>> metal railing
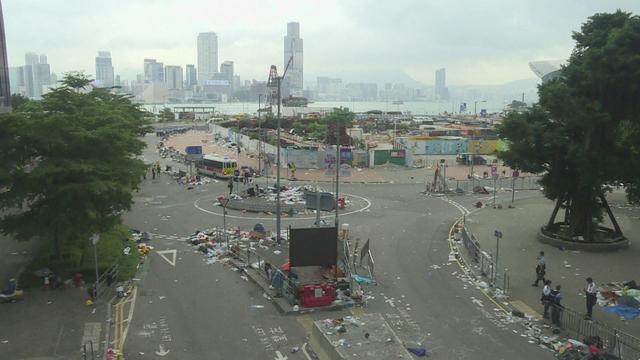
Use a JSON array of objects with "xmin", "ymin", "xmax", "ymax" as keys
[
  {"xmin": 552, "ymin": 304, "xmax": 640, "ymax": 359},
  {"xmin": 450, "ymin": 175, "xmax": 542, "ymax": 194},
  {"xmin": 96, "ymin": 262, "xmax": 118, "ymax": 301},
  {"xmin": 82, "ymin": 340, "xmax": 95, "ymax": 360},
  {"xmin": 458, "ymin": 224, "xmax": 509, "ymax": 294}
]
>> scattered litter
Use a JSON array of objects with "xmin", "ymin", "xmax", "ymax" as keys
[
  {"xmin": 47, "ymin": 301, "xmax": 52, "ymax": 305},
  {"xmin": 240, "ymin": 275, "xmax": 248, "ymax": 281},
  {"xmin": 291, "ymin": 346, "xmax": 300, "ymax": 353},
  {"xmin": 1, "ymin": 340, "xmax": 8, "ymax": 344},
  {"xmin": 250, "ymin": 305, "xmax": 265, "ymax": 309},
  {"xmin": 159, "ymin": 296, "xmax": 166, "ymax": 300}
]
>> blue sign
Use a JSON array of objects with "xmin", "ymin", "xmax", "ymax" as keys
[
  {"xmin": 494, "ymin": 230, "xmax": 503, "ymax": 239},
  {"xmin": 185, "ymin": 146, "xmax": 203, "ymax": 155}
]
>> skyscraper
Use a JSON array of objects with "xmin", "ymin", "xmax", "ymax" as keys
[
  {"xmin": 185, "ymin": 64, "xmax": 197, "ymax": 88},
  {"xmin": 197, "ymin": 32, "xmax": 218, "ymax": 84},
  {"xmin": 435, "ymin": 68, "xmax": 449, "ymax": 100},
  {"xmin": 0, "ymin": 0, "xmax": 9, "ymax": 111},
  {"xmin": 20, "ymin": 52, "xmax": 51, "ymax": 98},
  {"xmin": 220, "ymin": 60, "xmax": 234, "ymax": 89},
  {"xmin": 143, "ymin": 59, "xmax": 164, "ymax": 83},
  {"xmin": 95, "ymin": 51, "xmax": 114, "ymax": 87},
  {"xmin": 283, "ymin": 22, "xmax": 303, "ymax": 96},
  {"xmin": 164, "ymin": 65, "xmax": 183, "ymax": 90}
]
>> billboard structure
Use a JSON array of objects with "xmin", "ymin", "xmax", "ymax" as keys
[{"xmin": 289, "ymin": 227, "xmax": 338, "ymax": 267}]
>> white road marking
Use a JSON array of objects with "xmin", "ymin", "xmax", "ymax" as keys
[
  {"xmin": 156, "ymin": 250, "xmax": 177, "ymax": 267},
  {"xmin": 193, "ymin": 193, "xmax": 372, "ymax": 221},
  {"xmin": 274, "ymin": 350, "xmax": 288, "ymax": 360},
  {"xmin": 155, "ymin": 344, "xmax": 170, "ymax": 356}
]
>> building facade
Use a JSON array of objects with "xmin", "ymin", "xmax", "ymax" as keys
[
  {"xmin": 164, "ymin": 65, "xmax": 183, "ymax": 90},
  {"xmin": 220, "ymin": 60, "xmax": 234, "ymax": 90},
  {"xmin": 434, "ymin": 68, "xmax": 449, "ymax": 100},
  {"xmin": 95, "ymin": 51, "xmax": 114, "ymax": 87},
  {"xmin": 144, "ymin": 58, "xmax": 164, "ymax": 83},
  {"xmin": 283, "ymin": 22, "xmax": 303, "ymax": 96},
  {"xmin": 197, "ymin": 32, "xmax": 218, "ymax": 84},
  {"xmin": 185, "ymin": 64, "xmax": 197, "ymax": 88}
]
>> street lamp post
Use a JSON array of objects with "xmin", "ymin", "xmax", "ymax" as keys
[
  {"xmin": 223, "ymin": 198, "xmax": 229, "ymax": 247},
  {"xmin": 275, "ymin": 56, "xmax": 293, "ymax": 245},
  {"xmin": 90, "ymin": 234, "xmax": 100, "ymax": 299},
  {"xmin": 474, "ymin": 100, "xmax": 487, "ymax": 118},
  {"xmin": 258, "ymin": 94, "xmax": 262, "ymax": 176}
]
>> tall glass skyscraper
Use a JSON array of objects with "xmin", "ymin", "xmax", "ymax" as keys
[
  {"xmin": 0, "ymin": 0, "xmax": 11, "ymax": 111},
  {"xmin": 197, "ymin": 32, "xmax": 218, "ymax": 85},
  {"xmin": 283, "ymin": 22, "xmax": 303, "ymax": 96}
]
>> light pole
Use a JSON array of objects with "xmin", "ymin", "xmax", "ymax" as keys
[
  {"xmin": 90, "ymin": 234, "xmax": 100, "ymax": 298},
  {"xmin": 223, "ymin": 198, "xmax": 230, "ymax": 247},
  {"xmin": 275, "ymin": 56, "xmax": 294, "ymax": 245},
  {"xmin": 258, "ymin": 94, "xmax": 262, "ymax": 176},
  {"xmin": 474, "ymin": 100, "xmax": 486, "ymax": 118}
]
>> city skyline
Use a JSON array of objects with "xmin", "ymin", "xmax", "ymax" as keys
[{"xmin": 3, "ymin": 1, "xmax": 640, "ymax": 87}]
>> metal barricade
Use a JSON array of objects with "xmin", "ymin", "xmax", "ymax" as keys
[{"xmin": 551, "ymin": 305, "xmax": 640, "ymax": 359}]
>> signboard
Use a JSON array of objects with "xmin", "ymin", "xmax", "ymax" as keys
[
  {"xmin": 390, "ymin": 150, "xmax": 405, "ymax": 158},
  {"xmin": 185, "ymin": 146, "xmax": 203, "ymax": 155},
  {"xmin": 494, "ymin": 230, "xmax": 503, "ymax": 239},
  {"xmin": 512, "ymin": 170, "xmax": 520, "ymax": 178},
  {"xmin": 202, "ymin": 79, "xmax": 230, "ymax": 86},
  {"xmin": 289, "ymin": 227, "xmax": 338, "ymax": 267},
  {"xmin": 491, "ymin": 164, "xmax": 498, "ymax": 177}
]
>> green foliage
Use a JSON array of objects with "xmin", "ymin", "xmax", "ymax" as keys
[
  {"xmin": 498, "ymin": 11, "xmax": 640, "ymax": 239},
  {"xmin": 159, "ymin": 107, "xmax": 175, "ymax": 122},
  {"xmin": 10, "ymin": 93, "xmax": 30, "ymax": 111},
  {"xmin": 0, "ymin": 73, "xmax": 150, "ymax": 264}
]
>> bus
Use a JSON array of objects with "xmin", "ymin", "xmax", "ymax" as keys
[{"xmin": 195, "ymin": 154, "xmax": 237, "ymax": 179}]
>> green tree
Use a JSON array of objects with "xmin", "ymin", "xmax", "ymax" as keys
[
  {"xmin": 0, "ymin": 73, "xmax": 150, "ymax": 265},
  {"xmin": 159, "ymin": 107, "xmax": 175, "ymax": 122},
  {"xmin": 499, "ymin": 11, "xmax": 640, "ymax": 242},
  {"xmin": 10, "ymin": 94, "xmax": 30, "ymax": 111}
]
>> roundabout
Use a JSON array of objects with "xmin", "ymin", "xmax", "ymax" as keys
[{"xmin": 193, "ymin": 192, "xmax": 372, "ymax": 221}]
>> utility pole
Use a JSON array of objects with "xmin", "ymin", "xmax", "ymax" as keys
[
  {"xmin": 258, "ymin": 94, "xmax": 262, "ymax": 176},
  {"xmin": 276, "ymin": 76, "xmax": 282, "ymax": 244},
  {"xmin": 335, "ymin": 115, "xmax": 340, "ymax": 228},
  {"xmin": 274, "ymin": 56, "xmax": 293, "ymax": 245},
  {"xmin": 91, "ymin": 234, "xmax": 100, "ymax": 299}
]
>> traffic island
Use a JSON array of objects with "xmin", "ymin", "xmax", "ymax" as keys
[
  {"xmin": 309, "ymin": 313, "xmax": 417, "ymax": 360},
  {"xmin": 538, "ymin": 225, "xmax": 629, "ymax": 251}
]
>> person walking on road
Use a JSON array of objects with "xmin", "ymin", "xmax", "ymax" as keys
[
  {"xmin": 584, "ymin": 277, "xmax": 598, "ymax": 320},
  {"xmin": 541, "ymin": 279, "xmax": 552, "ymax": 319},
  {"xmin": 228, "ymin": 178, "xmax": 234, "ymax": 195},
  {"xmin": 151, "ymin": 167, "xmax": 156, "ymax": 180},
  {"xmin": 550, "ymin": 285, "xmax": 563, "ymax": 329},
  {"xmin": 532, "ymin": 251, "xmax": 546, "ymax": 286}
]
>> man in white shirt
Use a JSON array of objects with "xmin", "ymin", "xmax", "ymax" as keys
[
  {"xmin": 541, "ymin": 280, "xmax": 552, "ymax": 319},
  {"xmin": 584, "ymin": 277, "xmax": 597, "ymax": 320}
]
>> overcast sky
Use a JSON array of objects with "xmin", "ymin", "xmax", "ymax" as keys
[{"xmin": 4, "ymin": 0, "xmax": 639, "ymax": 86}]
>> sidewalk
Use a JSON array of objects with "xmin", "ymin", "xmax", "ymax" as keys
[
  {"xmin": 464, "ymin": 192, "xmax": 640, "ymax": 337},
  {"xmin": 0, "ymin": 286, "xmax": 109, "ymax": 360}
]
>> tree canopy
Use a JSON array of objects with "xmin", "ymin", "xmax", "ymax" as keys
[
  {"xmin": 0, "ymin": 73, "xmax": 150, "ymax": 264},
  {"xmin": 498, "ymin": 11, "xmax": 640, "ymax": 241}
]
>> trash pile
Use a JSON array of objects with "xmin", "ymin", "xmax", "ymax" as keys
[
  {"xmin": 599, "ymin": 280, "xmax": 640, "ymax": 320},
  {"xmin": 130, "ymin": 229, "xmax": 152, "ymax": 256}
]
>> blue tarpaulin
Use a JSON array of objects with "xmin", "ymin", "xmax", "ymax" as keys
[
  {"xmin": 407, "ymin": 347, "xmax": 428, "ymax": 357},
  {"xmin": 351, "ymin": 274, "xmax": 374, "ymax": 284},
  {"xmin": 601, "ymin": 305, "xmax": 640, "ymax": 320}
]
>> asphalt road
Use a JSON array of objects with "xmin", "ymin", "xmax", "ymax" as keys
[{"xmin": 120, "ymin": 135, "xmax": 554, "ymax": 359}]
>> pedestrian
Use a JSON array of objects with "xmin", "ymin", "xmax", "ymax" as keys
[
  {"xmin": 532, "ymin": 251, "xmax": 546, "ymax": 286},
  {"xmin": 156, "ymin": 163, "xmax": 161, "ymax": 175},
  {"xmin": 243, "ymin": 171, "xmax": 249, "ymax": 185},
  {"xmin": 584, "ymin": 277, "xmax": 598, "ymax": 320},
  {"xmin": 228, "ymin": 178, "xmax": 234, "ymax": 195},
  {"xmin": 550, "ymin": 285, "xmax": 563, "ymax": 328},
  {"xmin": 541, "ymin": 279, "xmax": 552, "ymax": 319},
  {"xmin": 151, "ymin": 167, "xmax": 156, "ymax": 180}
]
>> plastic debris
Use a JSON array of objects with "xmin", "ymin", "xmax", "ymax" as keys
[{"xmin": 407, "ymin": 347, "xmax": 428, "ymax": 357}]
